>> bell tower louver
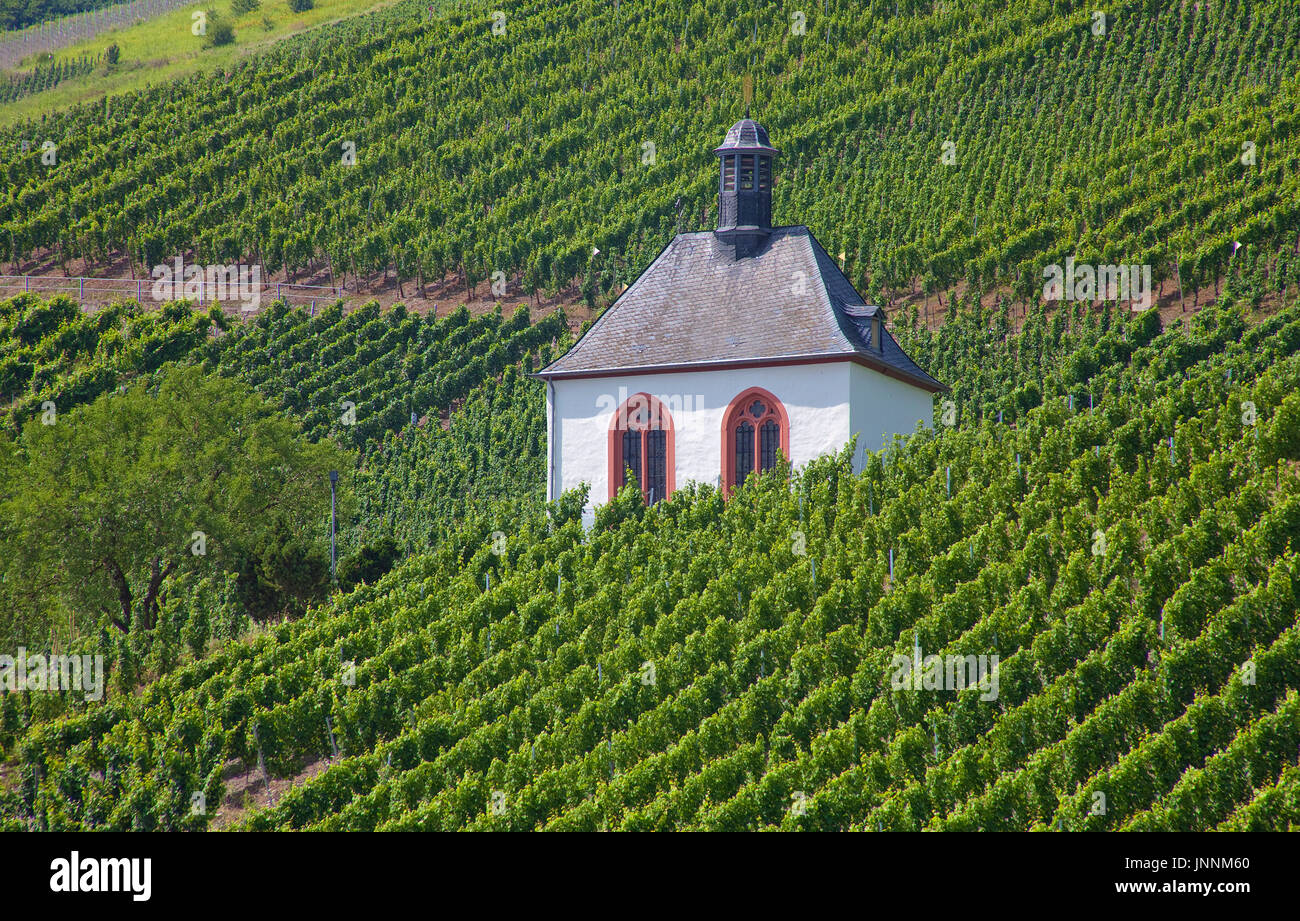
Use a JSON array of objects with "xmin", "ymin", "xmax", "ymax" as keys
[{"xmin": 713, "ymin": 117, "xmax": 779, "ymax": 257}]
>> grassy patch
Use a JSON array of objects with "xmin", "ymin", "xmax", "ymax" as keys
[{"xmin": 0, "ymin": 0, "xmax": 399, "ymax": 125}]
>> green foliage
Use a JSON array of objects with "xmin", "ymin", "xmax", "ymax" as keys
[
  {"xmin": 286, "ymin": 0, "xmax": 311, "ymax": 11},
  {"xmin": 105, "ymin": 43, "xmax": 120, "ymax": 66},
  {"xmin": 0, "ymin": 294, "xmax": 218, "ymax": 432},
  {"xmin": 231, "ymin": 0, "xmax": 259, "ymax": 13},
  {"xmin": 209, "ymin": 300, "xmax": 566, "ymax": 452},
  {"xmin": 8, "ymin": 300, "xmax": 1300, "ymax": 831},
  {"xmin": 0, "ymin": 0, "xmax": 130, "ymax": 31},
  {"xmin": 2, "ymin": 0, "xmax": 1298, "ymax": 306},
  {"xmin": 205, "ymin": 21, "xmax": 236, "ymax": 48},
  {"xmin": 337, "ymin": 536, "xmax": 400, "ymax": 592},
  {"xmin": 0, "ymin": 363, "xmax": 351, "ymax": 645}
]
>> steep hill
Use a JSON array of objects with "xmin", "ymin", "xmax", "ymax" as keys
[
  {"xmin": 5, "ymin": 297, "xmax": 1300, "ymax": 831},
  {"xmin": 2, "ymin": 0, "xmax": 1297, "ymax": 313}
]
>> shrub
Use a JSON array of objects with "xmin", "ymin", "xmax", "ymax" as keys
[
  {"xmin": 231, "ymin": 0, "xmax": 260, "ymax": 12},
  {"xmin": 287, "ymin": 0, "xmax": 312, "ymax": 11},
  {"xmin": 205, "ymin": 21, "xmax": 236, "ymax": 46},
  {"xmin": 105, "ymin": 43, "xmax": 120, "ymax": 66}
]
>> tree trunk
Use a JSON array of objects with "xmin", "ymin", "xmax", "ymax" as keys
[
  {"xmin": 140, "ymin": 556, "xmax": 178, "ymax": 633},
  {"xmin": 107, "ymin": 559, "xmax": 132, "ymax": 633}
]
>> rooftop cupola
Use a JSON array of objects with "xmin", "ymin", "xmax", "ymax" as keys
[{"xmin": 714, "ymin": 117, "xmax": 779, "ymax": 256}]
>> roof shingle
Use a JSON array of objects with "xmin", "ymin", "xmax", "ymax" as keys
[{"xmin": 538, "ymin": 226, "xmax": 946, "ymax": 392}]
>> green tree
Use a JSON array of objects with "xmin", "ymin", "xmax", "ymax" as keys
[{"xmin": 0, "ymin": 364, "xmax": 351, "ymax": 641}]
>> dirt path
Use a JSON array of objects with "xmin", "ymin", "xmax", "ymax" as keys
[{"xmin": 210, "ymin": 755, "xmax": 339, "ymax": 830}]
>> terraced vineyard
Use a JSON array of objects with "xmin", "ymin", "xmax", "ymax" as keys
[
  {"xmin": 4, "ymin": 298, "xmax": 1298, "ymax": 831},
  {"xmin": 205, "ymin": 300, "xmax": 568, "ymax": 450},
  {"xmin": 0, "ymin": 293, "xmax": 223, "ymax": 428},
  {"xmin": 0, "ymin": 291, "xmax": 568, "ymax": 443},
  {"xmin": 353, "ymin": 362, "xmax": 555, "ymax": 550},
  {"xmin": 3, "ymin": 0, "xmax": 1298, "ymax": 310}
]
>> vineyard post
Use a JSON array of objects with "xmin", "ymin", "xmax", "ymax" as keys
[
  {"xmin": 252, "ymin": 724, "xmax": 274, "ymax": 806},
  {"xmin": 325, "ymin": 715, "xmax": 339, "ymax": 757},
  {"xmin": 329, "ymin": 470, "xmax": 339, "ymax": 583}
]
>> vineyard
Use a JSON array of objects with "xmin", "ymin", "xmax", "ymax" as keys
[
  {"xmin": 2, "ymin": 0, "xmax": 143, "ymax": 32},
  {"xmin": 0, "ymin": 0, "xmax": 187, "ymax": 70},
  {"xmin": 2, "ymin": 0, "xmax": 1298, "ymax": 311},
  {"xmin": 1, "ymin": 0, "xmax": 1299, "ymax": 852},
  {"xmin": 0, "ymin": 290, "xmax": 571, "ymax": 654},
  {"xmin": 0, "ymin": 292, "xmax": 224, "ymax": 428},
  {"xmin": 3, "ymin": 291, "xmax": 1299, "ymax": 831},
  {"xmin": 0, "ymin": 50, "xmax": 100, "ymax": 103},
  {"xmin": 205, "ymin": 298, "xmax": 567, "ymax": 451}
]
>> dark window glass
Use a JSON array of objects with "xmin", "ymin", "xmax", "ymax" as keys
[
  {"xmin": 739, "ymin": 155, "xmax": 754, "ymax": 190},
  {"xmin": 622, "ymin": 428, "xmax": 642, "ymax": 490},
  {"xmin": 735, "ymin": 421, "xmax": 754, "ymax": 486},
  {"xmin": 760, "ymin": 419, "xmax": 780, "ymax": 472},
  {"xmin": 722, "ymin": 155, "xmax": 736, "ymax": 192},
  {"xmin": 758, "ymin": 157, "xmax": 770, "ymax": 191},
  {"xmin": 646, "ymin": 429, "xmax": 666, "ymax": 504},
  {"xmin": 749, "ymin": 400, "xmax": 766, "ymax": 419}
]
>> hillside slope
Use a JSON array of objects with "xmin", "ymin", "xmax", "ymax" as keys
[
  {"xmin": 2, "ymin": 0, "xmax": 1297, "ymax": 312},
  {"xmin": 5, "ymin": 298, "xmax": 1300, "ymax": 831}
]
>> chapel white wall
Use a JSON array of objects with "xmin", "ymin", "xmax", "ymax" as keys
[
  {"xmin": 847, "ymin": 363, "xmax": 937, "ymax": 470},
  {"xmin": 548, "ymin": 363, "xmax": 847, "ymax": 509}
]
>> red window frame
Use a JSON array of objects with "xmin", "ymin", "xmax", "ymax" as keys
[
  {"xmin": 608, "ymin": 392, "xmax": 676, "ymax": 504},
  {"xmin": 721, "ymin": 387, "xmax": 789, "ymax": 495}
]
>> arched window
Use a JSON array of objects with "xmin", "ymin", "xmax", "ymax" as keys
[
  {"xmin": 722, "ymin": 387, "xmax": 789, "ymax": 494},
  {"xmin": 608, "ymin": 392, "xmax": 675, "ymax": 504}
]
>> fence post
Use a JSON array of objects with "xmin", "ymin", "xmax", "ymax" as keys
[
  {"xmin": 79, "ymin": 277, "xmax": 84, "ymax": 301},
  {"xmin": 137, "ymin": 279, "xmax": 142, "ymax": 302}
]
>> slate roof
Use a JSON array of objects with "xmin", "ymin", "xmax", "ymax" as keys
[
  {"xmin": 537, "ymin": 225, "xmax": 946, "ymax": 393},
  {"xmin": 713, "ymin": 118, "xmax": 779, "ymax": 154}
]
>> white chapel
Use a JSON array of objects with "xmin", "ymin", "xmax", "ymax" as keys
[{"xmin": 536, "ymin": 118, "xmax": 946, "ymax": 517}]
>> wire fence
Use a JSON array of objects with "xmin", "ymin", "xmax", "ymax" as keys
[
  {"xmin": 0, "ymin": 274, "xmax": 348, "ymax": 312},
  {"xmin": 0, "ymin": 0, "xmax": 194, "ymax": 71}
]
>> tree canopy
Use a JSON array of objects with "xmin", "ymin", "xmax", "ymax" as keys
[{"xmin": 0, "ymin": 363, "xmax": 352, "ymax": 645}]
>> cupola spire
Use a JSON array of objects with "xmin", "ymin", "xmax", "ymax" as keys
[{"xmin": 713, "ymin": 118, "xmax": 779, "ymax": 257}]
